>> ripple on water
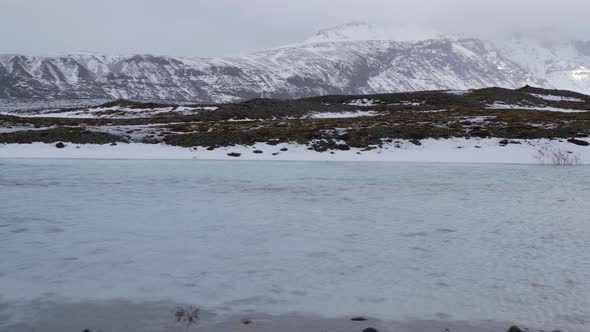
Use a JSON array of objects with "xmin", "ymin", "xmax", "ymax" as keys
[
  {"xmin": 44, "ymin": 227, "xmax": 64, "ymax": 234},
  {"xmin": 399, "ymin": 232, "xmax": 429, "ymax": 237},
  {"xmin": 436, "ymin": 228, "xmax": 457, "ymax": 233},
  {"xmin": 0, "ymin": 160, "xmax": 589, "ymax": 332}
]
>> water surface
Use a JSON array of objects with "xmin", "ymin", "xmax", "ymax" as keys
[{"xmin": 1, "ymin": 160, "xmax": 589, "ymax": 331}]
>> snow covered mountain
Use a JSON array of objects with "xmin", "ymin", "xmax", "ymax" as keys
[
  {"xmin": 302, "ymin": 21, "xmax": 391, "ymax": 43},
  {"xmin": 0, "ymin": 22, "xmax": 589, "ymax": 102},
  {"xmin": 498, "ymin": 38, "xmax": 590, "ymax": 95}
]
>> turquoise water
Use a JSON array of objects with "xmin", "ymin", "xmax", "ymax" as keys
[{"xmin": 1, "ymin": 160, "xmax": 589, "ymax": 331}]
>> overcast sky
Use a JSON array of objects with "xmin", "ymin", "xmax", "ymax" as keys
[{"xmin": 1, "ymin": 0, "xmax": 589, "ymax": 57}]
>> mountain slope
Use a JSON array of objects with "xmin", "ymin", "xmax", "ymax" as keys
[
  {"xmin": 0, "ymin": 23, "xmax": 588, "ymax": 102},
  {"xmin": 497, "ymin": 39, "xmax": 590, "ymax": 94}
]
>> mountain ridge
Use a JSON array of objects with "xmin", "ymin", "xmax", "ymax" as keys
[{"xmin": 1, "ymin": 23, "xmax": 589, "ymax": 102}]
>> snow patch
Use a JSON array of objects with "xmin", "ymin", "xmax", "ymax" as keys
[
  {"xmin": 1, "ymin": 106, "xmax": 219, "ymax": 119},
  {"xmin": 528, "ymin": 93, "xmax": 585, "ymax": 102},
  {"xmin": 2, "ymin": 138, "xmax": 588, "ymax": 164},
  {"xmin": 446, "ymin": 90, "xmax": 470, "ymax": 96},
  {"xmin": 390, "ymin": 101, "xmax": 423, "ymax": 106},
  {"xmin": 306, "ymin": 111, "xmax": 380, "ymax": 119},
  {"xmin": 346, "ymin": 99, "xmax": 380, "ymax": 107},
  {"xmin": 421, "ymin": 109, "xmax": 448, "ymax": 113},
  {"xmin": 487, "ymin": 103, "xmax": 589, "ymax": 113},
  {"xmin": 459, "ymin": 116, "xmax": 496, "ymax": 123}
]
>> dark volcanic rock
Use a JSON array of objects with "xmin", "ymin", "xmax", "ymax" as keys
[
  {"xmin": 351, "ymin": 317, "xmax": 368, "ymax": 322},
  {"xmin": 0, "ymin": 128, "xmax": 125, "ymax": 145},
  {"xmin": 253, "ymin": 150, "xmax": 263, "ymax": 154},
  {"xmin": 227, "ymin": 152, "xmax": 241, "ymax": 157},
  {"xmin": 567, "ymin": 138, "xmax": 589, "ymax": 146},
  {"xmin": 500, "ymin": 139, "xmax": 522, "ymax": 146},
  {"xmin": 470, "ymin": 129, "xmax": 491, "ymax": 138},
  {"xmin": 55, "ymin": 142, "xmax": 65, "ymax": 148},
  {"xmin": 410, "ymin": 139, "xmax": 422, "ymax": 146},
  {"xmin": 506, "ymin": 326, "xmax": 524, "ymax": 332},
  {"xmin": 362, "ymin": 328, "xmax": 379, "ymax": 332}
]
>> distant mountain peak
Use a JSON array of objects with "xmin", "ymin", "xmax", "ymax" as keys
[
  {"xmin": 304, "ymin": 21, "xmax": 389, "ymax": 44},
  {"xmin": 318, "ymin": 21, "xmax": 374, "ymax": 32}
]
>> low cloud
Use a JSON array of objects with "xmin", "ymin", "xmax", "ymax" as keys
[{"xmin": 0, "ymin": 0, "xmax": 588, "ymax": 56}]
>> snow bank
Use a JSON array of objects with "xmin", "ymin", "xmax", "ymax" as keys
[
  {"xmin": 487, "ymin": 103, "xmax": 589, "ymax": 113},
  {"xmin": 445, "ymin": 90, "xmax": 470, "ymax": 96},
  {"xmin": 306, "ymin": 111, "xmax": 380, "ymax": 119},
  {"xmin": 1, "ymin": 138, "xmax": 588, "ymax": 164},
  {"xmin": 528, "ymin": 93, "xmax": 585, "ymax": 102},
  {"xmin": 346, "ymin": 99, "xmax": 380, "ymax": 106},
  {"xmin": 1, "ymin": 106, "xmax": 218, "ymax": 119}
]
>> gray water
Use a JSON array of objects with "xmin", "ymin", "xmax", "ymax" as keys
[{"xmin": 0, "ymin": 160, "xmax": 589, "ymax": 331}]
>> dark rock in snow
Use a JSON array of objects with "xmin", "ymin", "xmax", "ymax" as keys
[
  {"xmin": 567, "ymin": 138, "xmax": 589, "ymax": 146},
  {"xmin": 253, "ymin": 150, "xmax": 263, "ymax": 154},
  {"xmin": 362, "ymin": 328, "xmax": 379, "ymax": 332},
  {"xmin": 470, "ymin": 129, "xmax": 491, "ymax": 138},
  {"xmin": 410, "ymin": 139, "xmax": 422, "ymax": 146},
  {"xmin": 506, "ymin": 326, "xmax": 524, "ymax": 332},
  {"xmin": 227, "ymin": 152, "xmax": 241, "ymax": 157},
  {"xmin": 55, "ymin": 142, "xmax": 65, "ymax": 149},
  {"xmin": 351, "ymin": 317, "xmax": 368, "ymax": 321},
  {"xmin": 280, "ymin": 148, "xmax": 289, "ymax": 152},
  {"xmin": 500, "ymin": 139, "xmax": 521, "ymax": 146}
]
